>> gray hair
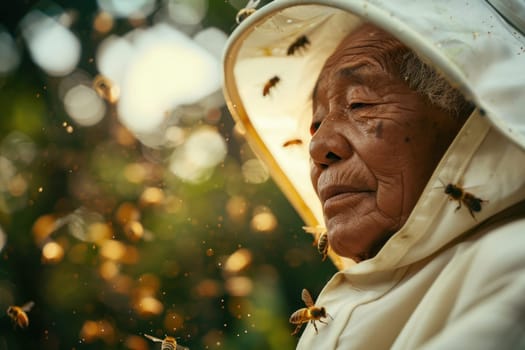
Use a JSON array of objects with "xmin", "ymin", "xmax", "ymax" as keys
[{"xmin": 399, "ymin": 51, "xmax": 474, "ymax": 119}]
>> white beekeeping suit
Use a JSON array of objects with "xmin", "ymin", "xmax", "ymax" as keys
[{"xmin": 222, "ymin": 1, "xmax": 525, "ymax": 348}]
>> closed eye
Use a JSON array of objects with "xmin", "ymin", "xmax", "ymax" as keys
[{"xmin": 347, "ymin": 102, "xmax": 370, "ymax": 110}]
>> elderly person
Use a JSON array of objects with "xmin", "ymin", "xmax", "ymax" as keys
[{"xmin": 223, "ymin": 1, "xmax": 525, "ymax": 349}]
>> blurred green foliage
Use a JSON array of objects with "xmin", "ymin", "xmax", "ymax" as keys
[{"xmin": 0, "ymin": 1, "xmax": 337, "ymax": 349}]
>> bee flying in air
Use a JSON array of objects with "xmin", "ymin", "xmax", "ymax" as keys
[
  {"xmin": 6, "ymin": 301, "xmax": 34, "ymax": 329},
  {"xmin": 282, "ymin": 139, "xmax": 303, "ymax": 147},
  {"xmin": 236, "ymin": 0, "xmax": 261, "ymax": 24},
  {"xmin": 262, "ymin": 76, "xmax": 280, "ymax": 97},
  {"xmin": 93, "ymin": 74, "xmax": 119, "ymax": 103},
  {"xmin": 443, "ymin": 182, "xmax": 487, "ymax": 219},
  {"xmin": 287, "ymin": 35, "xmax": 311, "ymax": 56},
  {"xmin": 303, "ymin": 225, "xmax": 328, "ymax": 260},
  {"xmin": 317, "ymin": 232, "xmax": 329, "ymax": 261},
  {"xmin": 289, "ymin": 289, "xmax": 332, "ymax": 336},
  {"xmin": 143, "ymin": 334, "xmax": 189, "ymax": 350}
]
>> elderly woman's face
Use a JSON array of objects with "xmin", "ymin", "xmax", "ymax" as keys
[{"xmin": 310, "ymin": 24, "xmax": 465, "ymax": 261}]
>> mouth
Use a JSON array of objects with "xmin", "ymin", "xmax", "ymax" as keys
[
  {"xmin": 319, "ymin": 186, "xmax": 373, "ymax": 214},
  {"xmin": 319, "ymin": 185, "xmax": 365, "ymax": 202}
]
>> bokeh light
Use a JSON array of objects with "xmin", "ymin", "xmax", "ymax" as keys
[
  {"xmin": 93, "ymin": 11, "xmax": 115, "ymax": 34},
  {"xmin": 63, "ymin": 84, "xmax": 106, "ymax": 126},
  {"xmin": 96, "ymin": 23, "xmax": 222, "ymax": 134},
  {"xmin": 0, "ymin": 225, "xmax": 6, "ymax": 253},
  {"xmin": 21, "ymin": 10, "xmax": 81, "ymax": 76},
  {"xmin": 242, "ymin": 158, "xmax": 270, "ymax": 184},
  {"xmin": 250, "ymin": 206, "xmax": 278, "ymax": 233},
  {"xmin": 224, "ymin": 248, "xmax": 252, "ymax": 274},
  {"xmin": 97, "ymin": 0, "xmax": 156, "ymax": 19},
  {"xmin": 169, "ymin": 127, "xmax": 227, "ymax": 183},
  {"xmin": 42, "ymin": 241, "xmax": 65, "ymax": 264},
  {"xmin": 0, "ymin": 28, "xmax": 21, "ymax": 76},
  {"xmin": 167, "ymin": 0, "xmax": 208, "ymax": 26}
]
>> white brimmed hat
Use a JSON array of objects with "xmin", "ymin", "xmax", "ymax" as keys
[{"xmin": 222, "ymin": 0, "xmax": 525, "ymax": 268}]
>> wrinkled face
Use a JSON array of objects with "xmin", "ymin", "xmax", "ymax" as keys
[{"xmin": 310, "ymin": 24, "xmax": 466, "ymax": 262}]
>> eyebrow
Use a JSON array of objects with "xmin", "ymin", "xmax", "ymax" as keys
[
  {"xmin": 336, "ymin": 64, "xmax": 368, "ymax": 83},
  {"xmin": 312, "ymin": 64, "xmax": 368, "ymax": 101}
]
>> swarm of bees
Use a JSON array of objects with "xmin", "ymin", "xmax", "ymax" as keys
[
  {"xmin": 289, "ymin": 289, "xmax": 332, "ymax": 336},
  {"xmin": 143, "ymin": 334, "xmax": 189, "ymax": 350},
  {"xmin": 6, "ymin": 301, "xmax": 34, "ymax": 329},
  {"xmin": 260, "ymin": 34, "xmax": 311, "ymax": 97},
  {"xmin": 235, "ymin": 0, "xmax": 260, "ymax": 24},
  {"xmin": 441, "ymin": 181, "xmax": 487, "ymax": 219}
]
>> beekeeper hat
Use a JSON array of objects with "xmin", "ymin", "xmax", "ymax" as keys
[{"xmin": 222, "ymin": 0, "xmax": 525, "ymax": 269}]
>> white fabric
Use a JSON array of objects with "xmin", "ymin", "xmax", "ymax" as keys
[{"xmin": 296, "ymin": 112, "xmax": 525, "ymax": 349}]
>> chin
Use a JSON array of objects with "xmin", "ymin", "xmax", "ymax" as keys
[{"xmin": 326, "ymin": 216, "xmax": 396, "ymax": 262}]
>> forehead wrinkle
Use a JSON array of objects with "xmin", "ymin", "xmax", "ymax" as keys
[{"xmin": 313, "ymin": 28, "xmax": 407, "ymax": 105}]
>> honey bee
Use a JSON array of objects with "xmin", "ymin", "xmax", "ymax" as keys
[
  {"xmin": 287, "ymin": 35, "xmax": 310, "ymax": 56},
  {"xmin": 282, "ymin": 139, "xmax": 303, "ymax": 147},
  {"xmin": 317, "ymin": 232, "xmax": 329, "ymax": 261},
  {"xmin": 289, "ymin": 289, "xmax": 332, "ymax": 336},
  {"xmin": 303, "ymin": 226, "xmax": 328, "ymax": 259},
  {"xmin": 93, "ymin": 74, "xmax": 119, "ymax": 103},
  {"xmin": 235, "ymin": 0, "xmax": 260, "ymax": 24},
  {"xmin": 262, "ymin": 76, "xmax": 280, "ymax": 97},
  {"xmin": 6, "ymin": 301, "xmax": 34, "ymax": 329},
  {"xmin": 443, "ymin": 182, "xmax": 487, "ymax": 219},
  {"xmin": 143, "ymin": 334, "xmax": 189, "ymax": 350}
]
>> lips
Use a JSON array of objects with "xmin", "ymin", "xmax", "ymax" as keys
[
  {"xmin": 314, "ymin": 162, "xmax": 377, "ymax": 213},
  {"xmin": 318, "ymin": 185, "xmax": 374, "ymax": 215},
  {"xmin": 323, "ymin": 187, "xmax": 372, "ymax": 217},
  {"xmin": 319, "ymin": 185, "xmax": 360, "ymax": 203}
]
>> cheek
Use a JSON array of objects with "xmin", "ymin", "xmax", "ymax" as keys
[{"xmin": 353, "ymin": 122, "xmax": 421, "ymax": 220}]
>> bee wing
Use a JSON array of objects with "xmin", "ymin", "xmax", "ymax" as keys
[
  {"xmin": 144, "ymin": 334, "xmax": 163, "ymax": 343},
  {"xmin": 245, "ymin": 0, "xmax": 261, "ymax": 9},
  {"xmin": 176, "ymin": 345, "xmax": 190, "ymax": 350},
  {"xmin": 289, "ymin": 307, "xmax": 308, "ymax": 323},
  {"xmin": 302, "ymin": 226, "xmax": 326, "ymax": 247},
  {"xmin": 301, "ymin": 289, "xmax": 314, "ymax": 307},
  {"xmin": 434, "ymin": 176, "xmax": 489, "ymax": 192},
  {"xmin": 21, "ymin": 301, "xmax": 35, "ymax": 312}
]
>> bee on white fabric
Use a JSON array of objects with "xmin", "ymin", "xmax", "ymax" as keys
[
  {"xmin": 438, "ymin": 179, "xmax": 487, "ymax": 219},
  {"xmin": 143, "ymin": 334, "xmax": 189, "ymax": 350},
  {"xmin": 236, "ymin": 0, "xmax": 260, "ymax": 24},
  {"xmin": 444, "ymin": 183, "xmax": 487, "ymax": 218},
  {"xmin": 289, "ymin": 289, "xmax": 332, "ymax": 335},
  {"xmin": 6, "ymin": 301, "xmax": 34, "ymax": 329}
]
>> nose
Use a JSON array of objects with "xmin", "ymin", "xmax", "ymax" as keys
[{"xmin": 309, "ymin": 119, "xmax": 353, "ymax": 168}]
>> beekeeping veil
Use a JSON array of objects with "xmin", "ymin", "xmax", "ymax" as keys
[{"xmin": 222, "ymin": 0, "xmax": 525, "ymax": 269}]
